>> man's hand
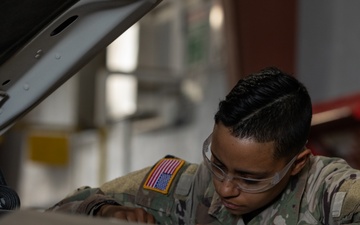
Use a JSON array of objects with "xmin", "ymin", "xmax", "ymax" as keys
[{"xmin": 96, "ymin": 204, "xmax": 156, "ymax": 224}]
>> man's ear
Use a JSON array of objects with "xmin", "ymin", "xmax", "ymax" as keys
[{"xmin": 290, "ymin": 149, "xmax": 312, "ymax": 176}]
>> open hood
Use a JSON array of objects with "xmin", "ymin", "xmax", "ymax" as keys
[{"xmin": 0, "ymin": 0, "xmax": 161, "ymax": 133}]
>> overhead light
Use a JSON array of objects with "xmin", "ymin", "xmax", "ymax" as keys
[
  {"xmin": 209, "ymin": 3, "xmax": 223, "ymax": 31},
  {"xmin": 106, "ymin": 23, "xmax": 139, "ymax": 73},
  {"xmin": 106, "ymin": 74, "xmax": 137, "ymax": 120}
]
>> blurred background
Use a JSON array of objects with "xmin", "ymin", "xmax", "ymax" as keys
[{"xmin": 2, "ymin": 0, "xmax": 360, "ymax": 209}]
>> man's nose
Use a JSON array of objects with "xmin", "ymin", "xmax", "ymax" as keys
[{"xmin": 217, "ymin": 177, "xmax": 239, "ymax": 197}]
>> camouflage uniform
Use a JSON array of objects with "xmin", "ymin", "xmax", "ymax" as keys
[{"xmin": 47, "ymin": 155, "xmax": 360, "ymax": 224}]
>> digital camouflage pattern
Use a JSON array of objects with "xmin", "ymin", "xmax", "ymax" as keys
[{"xmin": 47, "ymin": 155, "xmax": 360, "ymax": 224}]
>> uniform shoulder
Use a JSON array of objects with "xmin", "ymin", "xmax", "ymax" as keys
[
  {"xmin": 100, "ymin": 166, "xmax": 152, "ymax": 194},
  {"xmin": 308, "ymin": 155, "xmax": 360, "ymax": 223}
]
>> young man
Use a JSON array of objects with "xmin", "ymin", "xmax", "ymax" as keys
[{"xmin": 47, "ymin": 67, "xmax": 360, "ymax": 224}]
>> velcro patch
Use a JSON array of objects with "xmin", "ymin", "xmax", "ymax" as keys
[
  {"xmin": 331, "ymin": 192, "xmax": 346, "ymax": 217},
  {"xmin": 143, "ymin": 158, "xmax": 185, "ymax": 194}
]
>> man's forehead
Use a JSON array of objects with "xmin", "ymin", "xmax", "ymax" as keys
[{"xmin": 211, "ymin": 138, "xmax": 280, "ymax": 171}]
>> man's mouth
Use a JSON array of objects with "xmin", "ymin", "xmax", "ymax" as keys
[{"xmin": 221, "ymin": 200, "xmax": 243, "ymax": 210}]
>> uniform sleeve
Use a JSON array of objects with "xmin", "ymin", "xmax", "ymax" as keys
[
  {"xmin": 45, "ymin": 166, "xmax": 151, "ymax": 215},
  {"xmin": 45, "ymin": 187, "xmax": 120, "ymax": 215}
]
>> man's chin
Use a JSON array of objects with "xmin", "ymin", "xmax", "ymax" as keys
[{"xmin": 224, "ymin": 206, "xmax": 251, "ymax": 216}]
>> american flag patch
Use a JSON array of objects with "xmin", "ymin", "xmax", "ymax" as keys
[{"xmin": 143, "ymin": 158, "xmax": 185, "ymax": 194}]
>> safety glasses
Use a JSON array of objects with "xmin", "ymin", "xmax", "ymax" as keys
[{"xmin": 202, "ymin": 134, "xmax": 298, "ymax": 193}]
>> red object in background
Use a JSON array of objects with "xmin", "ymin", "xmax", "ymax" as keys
[
  {"xmin": 312, "ymin": 93, "xmax": 360, "ymax": 116},
  {"xmin": 310, "ymin": 93, "xmax": 360, "ymax": 169}
]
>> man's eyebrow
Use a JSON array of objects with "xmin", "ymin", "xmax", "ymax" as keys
[{"xmin": 211, "ymin": 151, "xmax": 270, "ymax": 177}]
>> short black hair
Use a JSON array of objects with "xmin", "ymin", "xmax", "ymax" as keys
[{"xmin": 214, "ymin": 67, "xmax": 312, "ymax": 159}]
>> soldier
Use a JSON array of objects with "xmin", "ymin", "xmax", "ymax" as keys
[{"xmin": 47, "ymin": 67, "xmax": 360, "ymax": 224}]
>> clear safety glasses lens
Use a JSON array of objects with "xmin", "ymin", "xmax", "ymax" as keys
[{"xmin": 202, "ymin": 134, "xmax": 298, "ymax": 193}]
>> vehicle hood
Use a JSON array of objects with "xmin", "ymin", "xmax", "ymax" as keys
[{"xmin": 0, "ymin": 0, "xmax": 161, "ymax": 133}]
